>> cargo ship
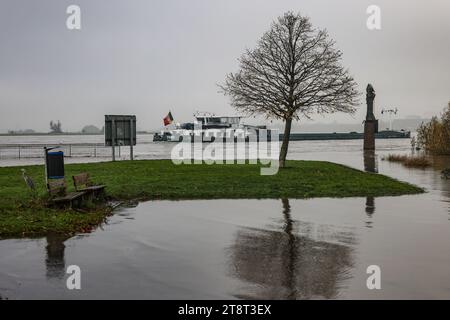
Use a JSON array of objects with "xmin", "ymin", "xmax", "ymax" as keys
[
  {"xmin": 153, "ymin": 112, "xmax": 411, "ymax": 142},
  {"xmin": 153, "ymin": 113, "xmax": 261, "ymax": 142}
]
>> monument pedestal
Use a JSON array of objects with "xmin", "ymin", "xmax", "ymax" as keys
[{"xmin": 364, "ymin": 120, "xmax": 377, "ymax": 151}]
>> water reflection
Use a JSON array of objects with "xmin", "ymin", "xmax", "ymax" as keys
[
  {"xmin": 45, "ymin": 233, "xmax": 69, "ymax": 279},
  {"xmin": 363, "ymin": 151, "xmax": 377, "ymax": 229},
  {"xmin": 365, "ymin": 197, "xmax": 375, "ymax": 228},
  {"xmin": 428, "ymin": 156, "xmax": 450, "ymax": 221},
  {"xmin": 227, "ymin": 199, "xmax": 356, "ymax": 299}
]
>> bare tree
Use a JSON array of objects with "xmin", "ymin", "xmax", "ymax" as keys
[
  {"xmin": 49, "ymin": 120, "xmax": 62, "ymax": 134},
  {"xmin": 221, "ymin": 12, "xmax": 360, "ymax": 167}
]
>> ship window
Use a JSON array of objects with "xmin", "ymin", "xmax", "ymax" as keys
[{"xmin": 207, "ymin": 118, "xmax": 220, "ymax": 124}]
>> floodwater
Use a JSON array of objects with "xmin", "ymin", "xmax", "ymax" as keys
[
  {"xmin": 0, "ymin": 134, "xmax": 163, "ymax": 166},
  {"xmin": 1, "ymin": 137, "xmax": 450, "ymax": 299}
]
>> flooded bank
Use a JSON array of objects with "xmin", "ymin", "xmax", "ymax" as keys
[
  {"xmin": 1, "ymin": 194, "xmax": 449, "ymax": 299},
  {"xmin": 1, "ymin": 139, "xmax": 450, "ymax": 299}
]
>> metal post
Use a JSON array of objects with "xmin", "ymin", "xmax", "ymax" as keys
[
  {"xmin": 111, "ymin": 119, "xmax": 116, "ymax": 161},
  {"xmin": 18, "ymin": 146, "xmax": 21, "ymax": 159},
  {"xmin": 44, "ymin": 147, "xmax": 48, "ymax": 185},
  {"xmin": 130, "ymin": 118, "xmax": 134, "ymax": 160},
  {"xmin": 94, "ymin": 145, "xmax": 97, "ymax": 157}
]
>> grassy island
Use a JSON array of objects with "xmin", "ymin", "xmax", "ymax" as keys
[{"xmin": 0, "ymin": 160, "xmax": 423, "ymax": 237}]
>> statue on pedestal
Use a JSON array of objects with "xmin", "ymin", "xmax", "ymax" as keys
[
  {"xmin": 366, "ymin": 84, "xmax": 376, "ymax": 121},
  {"xmin": 364, "ymin": 84, "xmax": 378, "ymax": 150}
]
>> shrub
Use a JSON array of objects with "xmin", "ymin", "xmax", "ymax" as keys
[{"xmin": 417, "ymin": 102, "xmax": 450, "ymax": 155}]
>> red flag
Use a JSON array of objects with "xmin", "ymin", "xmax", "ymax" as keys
[{"xmin": 163, "ymin": 111, "xmax": 174, "ymax": 126}]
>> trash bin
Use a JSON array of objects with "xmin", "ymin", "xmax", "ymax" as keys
[{"xmin": 45, "ymin": 148, "xmax": 64, "ymax": 180}]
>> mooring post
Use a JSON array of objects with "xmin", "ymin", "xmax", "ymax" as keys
[{"xmin": 364, "ymin": 84, "xmax": 378, "ymax": 151}]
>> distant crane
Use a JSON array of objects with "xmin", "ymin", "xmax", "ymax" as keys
[
  {"xmin": 381, "ymin": 108, "xmax": 398, "ymax": 131},
  {"xmin": 21, "ymin": 168, "xmax": 36, "ymax": 192}
]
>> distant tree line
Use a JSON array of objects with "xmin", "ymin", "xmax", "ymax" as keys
[
  {"xmin": 417, "ymin": 102, "xmax": 450, "ymax": 155},
  {"xmin": 7, "ymin": 129, "xmax": 36, "ymax": 134},
  {"xmin": 6, "ymin": 122, "xmax": 106, "ymax": 135},
  {"xmin": 81, "ymin": 125, "xmax": 103, "ymax": 134}
]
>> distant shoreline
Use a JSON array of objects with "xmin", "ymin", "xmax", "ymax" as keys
[{"xmin": 0, "ymin": 132, "xmax": 151, "ymax": 136}]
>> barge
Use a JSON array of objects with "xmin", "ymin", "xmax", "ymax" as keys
[
  {"xmin": 283, "ymin": 130, "xmax": 410, "ymax": 141},
  {"xmin": 153, "ymin": 112, "xmax": 411, "ymax": 142}
]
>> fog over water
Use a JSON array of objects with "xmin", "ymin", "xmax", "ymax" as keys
[{"xmin": 1, "ymin": 0, "xmax": 449, "ymax": 132}]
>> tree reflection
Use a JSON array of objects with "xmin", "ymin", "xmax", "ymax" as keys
[{"xmin": 227, "ymin": 199, "xmax": 356, "ymax": 299}]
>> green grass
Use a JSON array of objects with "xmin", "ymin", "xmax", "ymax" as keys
[{"xmin": 0, "ymin": 159, "xmax": 424, "ymax": 237}]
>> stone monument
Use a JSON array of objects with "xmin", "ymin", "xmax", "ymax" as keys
[{"xmin": 364, "ymin": 84, "xmax": 378, "ymax": 150}]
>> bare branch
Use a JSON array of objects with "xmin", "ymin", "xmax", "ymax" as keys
[{"xmin": 220, "ymin": 11, "xmax": 360, "ymax": 121}]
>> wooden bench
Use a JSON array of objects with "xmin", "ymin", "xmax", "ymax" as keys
[
  {"xmin": 47, "ymin": 178, "xmax": 86, "ymax": 208},
  {"xmin": 72, "ymin": 172, "xmax": 106, "ymax": 200}
]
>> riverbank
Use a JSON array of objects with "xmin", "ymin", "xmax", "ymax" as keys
[
  {"xmin": 0, "ymin": 160, "xmax": 424, "ymax": 237},
  {"xmin": 0, "ymin": 132, "xmax": 151, "ymax": 136}
]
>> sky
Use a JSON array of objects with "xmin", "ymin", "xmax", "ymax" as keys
[{"xmin": 0, "ymin": 0, "xmax": 449, "ymax": 132}]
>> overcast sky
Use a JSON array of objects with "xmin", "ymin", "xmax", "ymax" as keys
[{"xmin": 0, "ymin": 0, "xmax": 449, "ymax": 132}]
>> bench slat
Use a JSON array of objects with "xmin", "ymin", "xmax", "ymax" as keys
[
  {"xmin": 78, "ymin": 185, "xmax": 106, "ymax": 192},
  {"xmin": 52, "ymin": 191, "xmax": 86, "ymax": 202}
]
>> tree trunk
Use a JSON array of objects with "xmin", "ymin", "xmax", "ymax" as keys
[{"xmin": 279, "ymin": 117, "xmax": 292, "ymax": 168}]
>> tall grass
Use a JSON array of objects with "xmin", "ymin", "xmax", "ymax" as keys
[
  {"xmin": 386, "ymin": 154, "xmax": 408, "ymax": 163},
  {"xmin": 403, "ymin": 156, "xmax": 431, "ymax": 168},
  {"xmin": 417, "ymin": 102, "xmax": 450, "ymax": 155},
  {"xmin": 384, "ymin": 154, "xmax": 431, "ymax": 168}
]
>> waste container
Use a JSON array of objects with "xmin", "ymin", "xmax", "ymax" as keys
[{"xmin": 45, "ymin": 148, "xmax": 64, "ymax": 180}]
